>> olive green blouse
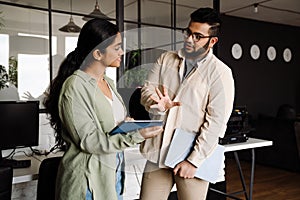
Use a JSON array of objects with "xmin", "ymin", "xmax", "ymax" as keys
[{"xmin": 55, "ymin": 69, "xmax": 144, "ymax": 200}]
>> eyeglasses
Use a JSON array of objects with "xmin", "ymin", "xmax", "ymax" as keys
[{"xmin": 182, "ymin": 28, "xmax": 213, "ymax": 42}]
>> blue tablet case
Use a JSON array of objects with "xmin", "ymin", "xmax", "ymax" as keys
[{"xmin": 109, "ymin": 120, "xmax": 163, "ymax": 135}]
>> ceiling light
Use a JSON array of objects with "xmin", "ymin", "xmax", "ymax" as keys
[
  {"xmin": 59, "ymin": 0, "xmax": 81, "ymax": 33},
  {"xmin": 82, "ymin": 0, "xmax": 109, "ymax": 21},
  {"xmin": 59, "ymin": 16, "xmax": 81, "ymax": 33},
  {"xmin": 254, "ymin": 3, "xmax": 259, "ymax": 13}
]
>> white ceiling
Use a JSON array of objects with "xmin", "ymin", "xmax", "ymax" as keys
[
  {"xmin": 219, "ymin": 0, "xmax": 300, "ymax": 27},
  {"xmin": 126, "ymin": 0, "xmax": 300, "ymax": 27},
  {"xmin": 82, "ymin": 0, "xmax": 300, "ymax": 27},
  {"xmin": 2, "ymin": 0, "xmax": 300, "ymax": 28}
]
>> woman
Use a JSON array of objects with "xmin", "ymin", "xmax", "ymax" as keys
[{"xmin": 44, "ymin": 19, "xmax": 162, "ymax": 200}]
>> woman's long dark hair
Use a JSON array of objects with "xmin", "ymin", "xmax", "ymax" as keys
[{"xmin": 44, "ymin": 19, "xmax": 119, "ymax": 147}]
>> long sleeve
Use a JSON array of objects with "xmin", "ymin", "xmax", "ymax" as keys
[
  {"xmin": 59, "ymin": 71, "xmax": 144, "ymax": 155},
  {"xmin": 187, "ymin": 63, "xmax": 235, "ymax": 167}
]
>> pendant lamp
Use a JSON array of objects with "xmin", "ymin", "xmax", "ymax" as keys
[
  {"xmin": 82, "ymin": 0, "xmax": 109, "ymax": 21},
  {"xmin": 59, "ymin": 0, "xmax": 81, "ymax": 33},
  {"xmin": 253, "ymin": 3, "xmax": 259, "ymax": 13}
]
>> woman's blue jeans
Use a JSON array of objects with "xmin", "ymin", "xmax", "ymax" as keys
[
  {"xmin": 116, "ymin": 152, "xmax": 124, "ymax": 200},
  {"xmin": 86, "ymin": 152, "xmax": 124, "ymax": 200}
]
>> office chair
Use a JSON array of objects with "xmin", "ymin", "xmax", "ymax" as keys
[
  {"xmin": 0, "ymin": 165, "xmax": 13, "ymax": 200},
  {"xmin": 36, "ymin": 156, "xmax": 62, "ymax": 200},
  {"xmin": 128, "ymin": 87, "xmax": 150, "ymax": 120}
]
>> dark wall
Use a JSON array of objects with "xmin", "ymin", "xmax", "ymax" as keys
[{"xmin": 218, "ymin": 15, "xmax": 300, "ymax": 119}]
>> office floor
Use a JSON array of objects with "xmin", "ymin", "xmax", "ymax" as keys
[
  {"xmin": 124, "ymin": 147, "xmax": 300, "ymax": 200},
  {"xmin": 225, "ymin": 158, "xmax": 300, "ymax": 200},
  {"xmin": 11, "ymin": 147, "xmax": 300, "ymax": 200}
]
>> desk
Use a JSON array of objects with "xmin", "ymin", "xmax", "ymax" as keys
[
  {"xmin": 209, "ymin": 137, "xmax": 273, "ymax": 200},
  {"xmin": 13, "ymin": 153, "xmax": 63, "ymax": 184},
  {"xmin": 12, "ymin": 138, "xmax": 272, "ymax": 200}
]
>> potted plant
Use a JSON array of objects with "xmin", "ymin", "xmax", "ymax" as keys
[
  {"xmin": 123, "ymin": 49, "xmax": 147, "ymax": 88},
  {"xmin": 9, "ymin": 56, "xmax": 18, "ymax": 87},
  {"xmin": 0, "ymin": 65, "xmax": 9, "ymax": 90},
  {"xmin": 0, "ymin": 10, "xmax": 4, "ymax": 30},
  {"xmin": 0, "ymin": 12, "xmax": 18, "ymax": 89}
]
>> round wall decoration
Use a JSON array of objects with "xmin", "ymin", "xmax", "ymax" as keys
[
  {"xmin": 250, "ymin": 44, "xmax": 260, "ymax": 60},
  {"xmin": 283, "ymin": 48, "xmax": 292, "ymax": 62},
  {"xmin": 231, "ymin": 43, "xmax": 242, "ymax": 60},
  {"xmin": 267, "ymin": 46, "xmax": 276, "ymax": 61}
]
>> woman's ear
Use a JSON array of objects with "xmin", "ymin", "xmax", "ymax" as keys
[{"xmin": 93, "ymin": 49, "xmax": 102, "ymax": 61}]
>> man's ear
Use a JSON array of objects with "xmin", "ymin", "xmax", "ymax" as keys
[
  {"xmin": 209, "ymin": 37, "xmax": 218, "ymax": 48},
  {"xmin": 93, "ymin": 49, "xmax": 102, "ymax": 61}
]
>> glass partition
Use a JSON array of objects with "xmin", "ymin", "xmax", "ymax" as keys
[
  {"xmin": 0, "ymin": 0, "xmax": 210, "ymax": 108},
  {"xmin": 0, "ymin": 4, "xmax": 50, "ymax": 109}
]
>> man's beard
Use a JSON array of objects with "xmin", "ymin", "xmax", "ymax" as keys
[{"xmin": 184, "ymin": 39, "xmax": 210, "ymax": 59}]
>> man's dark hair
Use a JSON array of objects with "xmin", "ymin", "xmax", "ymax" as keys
[{"xmin": 190, "ymin": 7, "xmax": 221, "ymax": 36}]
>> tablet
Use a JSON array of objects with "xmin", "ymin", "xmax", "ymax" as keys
[
  {"xmin": 164, "ymin": 128, "xmax": 225, "ymax": 183},
  {"xmin": 109, "ymin": 120, "xmax": 163, "ymax": 135}
]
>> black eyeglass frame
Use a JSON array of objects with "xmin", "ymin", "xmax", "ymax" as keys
[{"xmin": 182, "ymin": 28, "xmax": 215, "ymax": 42}]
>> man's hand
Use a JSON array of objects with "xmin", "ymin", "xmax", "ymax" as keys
[
  {"xmin": 173, "ymin": 160, "xmax": 197, "ymax": 179},
  {"xmin": 150, "ymin": 85, "xmax": 181, "ymax": 112}
]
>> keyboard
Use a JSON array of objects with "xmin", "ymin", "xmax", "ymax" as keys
[{"xmin": 0, "ymin": 159, "xmax": 31, "ymax": 168}]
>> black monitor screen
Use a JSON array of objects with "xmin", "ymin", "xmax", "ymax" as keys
[{"xmin": 0, "ymin": 101, "xmax": 39, "ymax": 150}]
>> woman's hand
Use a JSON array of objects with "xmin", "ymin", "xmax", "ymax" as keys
[
  {"xmin": 150, "ymin": 85, "xmax": 181, "ymax": 112},
  {"xmin": 139, "ymin": 126, "xmax": 163, "ymax": 139}
]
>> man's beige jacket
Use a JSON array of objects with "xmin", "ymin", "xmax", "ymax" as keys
[{"xmin": 140, "ymin": 49, "xmax": 235, "ymax": 169}]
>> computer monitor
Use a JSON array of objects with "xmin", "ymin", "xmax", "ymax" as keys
[{"xmin": 0, "ymin": 101, "xmax": 39, "ymax": 162}]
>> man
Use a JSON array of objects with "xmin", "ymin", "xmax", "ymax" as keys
[{"xmin": 139, "ymin": 7, "xmax": 235, "ymax": 200}]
